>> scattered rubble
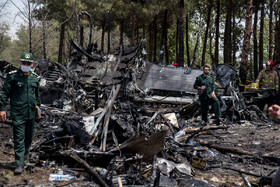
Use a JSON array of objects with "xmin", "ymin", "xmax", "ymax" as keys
[{"xmin": 0, "ymin": 40, "xmax": 279, "ymax": 187}]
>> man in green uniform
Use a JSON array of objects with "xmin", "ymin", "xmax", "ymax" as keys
[
  {"xmin": 0, "ymin": 52, "xmax": 41, "ymax": 174},
  {"xmin": 193, "ymin": 65, "xmax": 221, "ymax": 125}
]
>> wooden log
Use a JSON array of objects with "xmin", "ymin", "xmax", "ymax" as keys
[{"xmin": 62, "ymin": 151, "xmax": 109, "ymax": 187}]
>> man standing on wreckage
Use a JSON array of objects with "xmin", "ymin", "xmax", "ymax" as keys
[
  {"xmin": 0, "ymin": 52, "xmax": 41, "ymax": 175},
  {"xmin": 193, "ymin": 64, "xmax": 221, "ymax": 125}
]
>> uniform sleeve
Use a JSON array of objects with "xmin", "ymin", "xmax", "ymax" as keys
[
  {"xmin": 193, "ymin": 77, "xmax": 200, "ymax": 89},
  {"xmin": 256, "ymin": 70, "xmax": 263, "ymax": 83},
  {"xmin": 35, "ymin": 80, "xmax": 41, "ymax": 107},
  {"xmin": 206, "ymin": 77, "xmax": 215, "ymax": 93},
  {"xmin": 212, "ymin": 78, "xmax": 216, "ymax": 91},
  {"xmin": 0, "ymin": 75, "xmax": 12, "ymax": 111},
  {"xmin": 274, "ymin": 71, "xmax": 279, "ymax": 91}
]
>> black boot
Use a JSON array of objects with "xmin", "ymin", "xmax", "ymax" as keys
[
  {"xmin": 14, "ymin": 166, "xmax": 24, "ymax": 175},
  {"xmin": 215, "ymin": 119, "xmax": 221, "ymax": 126}
]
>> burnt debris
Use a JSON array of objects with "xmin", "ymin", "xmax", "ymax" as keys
[{"xmin": 0, "ymin": 40, "xmax": 279, "ymax": 186}]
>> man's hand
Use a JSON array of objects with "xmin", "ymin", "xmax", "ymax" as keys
[
  {"xmin": 268, "ymin": 104, "xmax": 280, "ymax": 118},
  {"xmin": 211, "ymin": 91, "xmax": 216, "ymax": 98},
  {"xmin": 201, "ymin": 86, "xmax": 206, "ymax": 90},
  {"xmin": 0, "ymin": 111, "xmax": 6, "ymax": 122}
]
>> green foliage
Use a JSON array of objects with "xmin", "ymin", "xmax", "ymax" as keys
[
  {"xmin": 0, "ymin": 24, "xmax": 11, "ymax": 57},
  {"xmin": 0, "ymin": 0, "xmax": 276, "ymax": 78}
]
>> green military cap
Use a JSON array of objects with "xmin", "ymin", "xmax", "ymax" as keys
[{"xmin": 20, "ymin": 52, "xmax": 34, "ymax": 62}]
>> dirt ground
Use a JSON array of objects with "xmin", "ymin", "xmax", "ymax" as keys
[{"xmin": 0, "ymin": 120, "xmax": 280, "ymax": 187}]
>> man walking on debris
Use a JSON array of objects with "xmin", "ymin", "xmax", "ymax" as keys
[
  {"xmin": 255, "ymin": 60, "xmax": 279, "ymax": 112},
  {"xmin": 193, "ymin": 65, "xmax": 221, "ymax": 125},
  {"xmin": 0, "ymin": 52, "xmax": 41, "ymax": 175}
]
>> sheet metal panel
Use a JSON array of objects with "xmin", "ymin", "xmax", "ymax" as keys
[{"xmin": 137, "ymin": 63, "xmax": 202, "ymax": 94}]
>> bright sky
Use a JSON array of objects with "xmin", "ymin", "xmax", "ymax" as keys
[{"xmin": 2, "ymin": 0, "xmax": 25, "ymax": 40}]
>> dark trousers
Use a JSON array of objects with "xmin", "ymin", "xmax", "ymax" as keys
[
  {"xmin": 256, "ymin": 90, "xmax": 277, "ymax": 114},
  {"xmin": 13, "ymin": 118, "xmax": 35, "ymax": 167},
  {"xmin": 272, "ymin": 167, "xmax": 280, "ymax": 187},
  {"xmin": 200, "ymin": 97, "xmax": 221, "ymax": 122}
]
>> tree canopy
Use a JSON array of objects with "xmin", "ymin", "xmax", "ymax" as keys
[{"xmin": 0, "ymin": 0, "xmax": 279, "ymax": 83}]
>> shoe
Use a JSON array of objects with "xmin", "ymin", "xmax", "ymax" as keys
[
  {"xmin": 215, "ymin": 119, "xmax": 221, "ymax": 126},
  {"xmin": 14, "ymin": 166, "xmax": 24, "ymax": 175}
]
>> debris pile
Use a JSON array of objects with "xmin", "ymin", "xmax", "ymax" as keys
[{"xmin": 0, "ymin": 41, "xmax": 279, "ymax": 186}]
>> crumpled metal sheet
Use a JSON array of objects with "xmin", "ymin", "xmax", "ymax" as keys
[
  {"xmin": 109, "ymin": 130, "xmax": 168, "ymax": 161},
  {"xmin": 216, "ymin": 64, "xmax": 238, "ymax": 88},
  {"xmin": 136, "ymin": 63, "xmax": 202, "ymax": 94}
]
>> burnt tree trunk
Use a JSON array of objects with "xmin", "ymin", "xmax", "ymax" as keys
[
  {"xmin": 153, "ymin": 15, "xmax": 158, "ymax": 63},
  {"xmin": 142, "ymin": 25, "xmax": 146, "ymax": 39},
  {"xmin": 58, "ymin": 22, "xmax": 65, "ymax": 64},
  {"xmin": 192, "ymin": 32, "xmax": 200, "ymax": 67},
  {"xmin": 240, "ymin": 0, "xmax": 253, "ymax": 85},
  {"xmin": 275, "ymin": 6, "xmax": 280, "ymax": 60},
  {"xmin": 159, "ymin": 10, "xmax": 167, "ymax": 64},
  {"xmin": 80, "ymin": 26, "xmax": 84, "ymax": 48},
  {"xmin": 107, "ymin": 11, "xmax": 111, "ymax": 53},
  {"xmin": 149, "ymin": 22, "xmax": 153, "ymax": 62},
  {"xmin": 101, "ymin": 20, "xmax": 105, "ymax": 52},
  {"xmin": 186, "ymin": 13, "xmax": 191, "ymax": 66},
  {"xmin": 224, "ymin": 0, "xmax": 232, "ymax": 65},
  {"xmin": 137, "ymin": 28, "xmax": 139, "ymax": 44},
  {"xmin": 201, "ymin": 0, "xmax": 212, "ymax": 67},
  {"xmin": 42, "ymin": 15, "xmax": 46, "ymax": 59},
  {"xmin": 259, "ymin": 0, "xmax": 264, "ymax": 72},
  {"xmin": 131, "ymin": 14, "xmax": 136, "ymax": 45},
  {"xmin": 269, "ymin": 0, "xmax": 274, "ymax": 59},
  {"xmin": 253, "ymin": 2, "xmax": 259, "ymax": 80},
  {"xmin": 274, "ymin": 5, "xmax": 278, "ymax": 60},
  {"xmin": 119, "ymin": 18, "xmax": 124, "ymax": 46},
  {"xmin": 176, "ymin": 18, "xmax": 179, "ymax": 64},
  {"xmin": 232, "ymin": 6, "xmax": 237, "ymax": 66},
  {"xmin": 28, "ymin": 0, "xmax": 32, "ymax": 53},
  {"xmin": 214, "ymin": 0, "xmax": 220, "ymax": 66},
  {"xmin": 209, "ymin": 30, "xmax": 214, "ymax": 64},
  {"xmin": 178, "ymin": 0, "xmax": 184, "ymax": 67},
  {"xmin": 164, "ymin": 14, "xmax": 169, "ymax": 64}
]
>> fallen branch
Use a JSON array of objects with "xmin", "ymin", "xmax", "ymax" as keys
[
  {"xmin": 198, "ymin": 140, "xmax": 254, "ymax": 156},
  {"xmin": 185, "ymin": 126, "xmax": 227, "ymax": 143},
  {"xmin": 223, "ymin": 166, "xmax": 273, "ymax": 180},
  {"xmin": 183, "ymin": 126, "xmax": 227, "ymax": 133},
  {"xmin": 62, "ymin": 151, "xmax": 109, "ymax": 187}
]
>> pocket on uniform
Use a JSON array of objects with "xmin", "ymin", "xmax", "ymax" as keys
[
  {"xmin": 11, "ymin": 102, "xmax": 27, "ymax": 120},
  {"xmin": 30, "ymin": 82, "xmax": 38, "ymax": 94}
]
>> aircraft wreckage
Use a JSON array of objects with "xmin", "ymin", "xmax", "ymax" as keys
[{"xmin": 0, "ymin": 40, "xmax": 279, "ymax": 186}]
